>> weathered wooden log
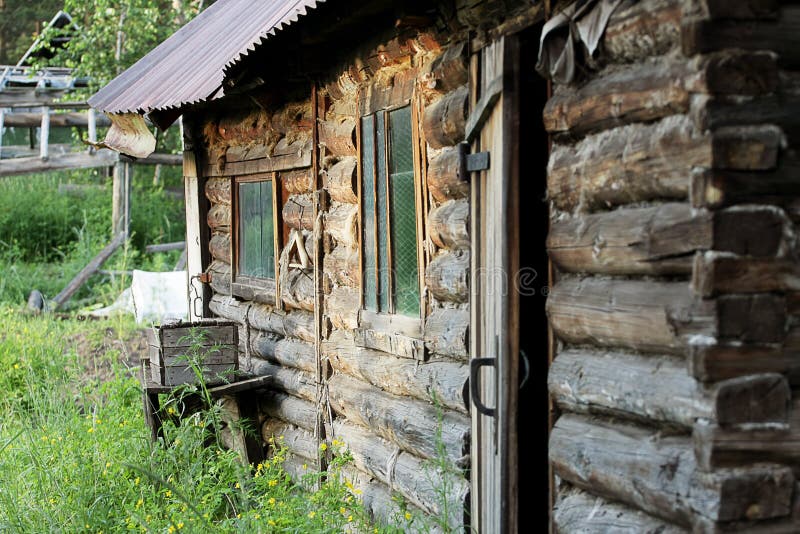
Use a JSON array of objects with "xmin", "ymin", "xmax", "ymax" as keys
[
  {"xmin": 696, "ymin": 0, "xmax": 780, "ymax": 19},
  {"xmin": 281, "ymin": 169, "xmax": 313, "ymax": 196},
  {"xmin": 549, "ymin": 349, "xmax": 790, "ymax": 427},
  {"xmin": 247, "ymin": 359, "xmax": 316, "ymax": 402},
  {"xmin": 247, "ymin": 333, "xmax": 316, "ymax": 374},
  {"xmin": 318, "ymin": 118, "xmax": 356, "ymax": 156},
  {"xmin": 423, "ymin": 86, "xmax": 468, "ymax": 149},
  {"xmin": 426, "ymin": 146, "xmax": 469, "ymax": 203},
  {"xmin": 209, "ymin": 233, "xmax": 231, "ymax": 264},
  {"xmin": 51, "ymin": 233, "xmax": 127, "ymax": 310},
  {"xmin": 145, "ymin": 241, "xmax": 186, "ymax": 254},
  {"xmin": 550, "ymin": 413, "xmax": 795, "ymax": 525},
  {"xmin": 547, "ymin": 278, "xmax": 714, "ymax": 355},
  {"xmin": 280, "ymin": 455, "xmax": 315, "ymax": 490},
  {"xmin": 717, "ymin": 294, "xmax": 786, "ymax": 343},
  {"xmin": 280, "ymin": 266, "xmax": 315, "ymax": 312},
  {"xmin": 207, "ymin": 203, "xmax": 231, "ymax": 232},
  {"xmin": 554, "ymin": 485, "xmax": 684, "ymax": 533},
  {"xmin": 0, "ymin": 150, "xmax": 119, "ymax": 178},
  {"xmin": 548, "ymin": 116, "xmax": 707, "ymax": 212},
  {"xmin": 690, "ymin": 327, "xmax": 800, "ymax": 383},
  {"xmin": 548, "ymin": 203, "xmax": 711, "ymax": 275},
  {"xmin": 711, "ymin": 125, "xmax": 782, "ymax": 171},
  {"xmin": 324, "ymin": 202, "xmax": 358, "ymax": 249},
  {"xmin": 602, "ymin": 0, "xmax": 682, "ymax": 64},
  {"xmin": 323, "ymin": 157, "xmax": 357, "ymax": 204},
  {"xmin": 712, "ymin": 205, "xmax": 789, "ymax": 257},
  {"xmin": 323, "ymin": 331, "xmax": 468, "ymax": 414},
  {"xmin": 426, "ymin": 250, "xmax": 469, "ymax": 304},
  {"xmin": 3, "ymin": 111, "xmax": 112, "ymax": 128},
  {"xmin": 205, "ymin": 177, "xmax": 231, "ymax": 205},
  {"xmin": 261, "ymin": 419, "xmax": 317, "ymax": 461},
  {"xmin": 326, "ymin": 286, "xmax": 360, "ymax": 330},
  {"xmin": 426, "ymin": 41, "xmax": 468, "ymax": 94},
  {"xmin": 209, "ymin": 294, "xmax": 315, "ymax": 342},
  {"xmin": 682, "ymin": 7, "xmax": 800, "ymax": 70},
  {"xmin": 333, "ymin": 420, "xmax": 468, "ymax": 528},
  {"xmin": 694, "ymin": 398, "xmax": 800, "ymax": 473},
  {"xmin": 260, "ymin": 391, "xmax": 317, "ymax": 432},
  {"xmin": 328, "ymin": 373, "xmax": 470, "ymax": 464},
  {"xmin": 283, "ymin": 194, "xmax": 314, "ymax": 232},
  {"xmin": 428, "ymin": 199, "xmax": 469, "ymax": 250},
  {"xmin": 353, "ymin": 312, "xmax": 425, "ymax": 360},
  {"xmin": 208, "ymin": 260, "xmax": 231, "ymax": 296},
  {"xmin": 691, "ymin": 162, "xmax": 800, "ymax": 210},
  {"xmin": 693, "ymin": 252, "xmax": 800, "ymax": 297},
  {"xmin": 424, "ymin": 307, "xmax": 469, "ymax": 360},
  {"xmin": 323, "ymin": 245, "xmax": 359, "ymax": 288}
]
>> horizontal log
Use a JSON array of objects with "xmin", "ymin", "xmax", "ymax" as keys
[
  {"xmin": 551, "ymin": 413, "xmax": 795, "ymax": 525},
  {"xmin": 698, "ymin": 0, "xmax": 780, "ymax": 20},
  {"xmin": 279, "ymin": 266, "xmax": 315, "ymax": 312},
  {"xmin": 422, "ymin": 86, "xmax": 468, "ymax": 149},
  {"xmin": 426, "ymin": 146, "xmax": 469, "ymax": 203},
  {"xmin": 280, "ymin": 455, "xmax": 315, "ymax": 490},
  {"xmin": 121, "ymin": 153, "xmax": 183, "ymax": 166},
  {"xmin": 208, "ymin": 261, "xmax": 231, "ymax": 296},
  {"xmin": 145, "ymin": 241, "xmax": 185, "ymax": 254},
  {"xmin": 247, "ymin": 333, "xmax": 316, "ymax": 374},
  {"xmin": 318, "ymin": 118, "xmax": 356, "ymax": 156},
  {"xmin": 426, "ymin": 250, "xmax": 469, "ymax": 304},
  {"xmin": 209, "ymin": 294, "xmax": 315, "ymax": 342},
  {"xmin": 426, "ymin": 41, "xmax": 468, "ymax": 93},
  {"xmin": 323, "ymin": 331, "xmax": 468, "ymax": 413},
  {"xmin": 717, "ymin": 294, "xmax": 786, "ymax": 343},
  {"xmin": 0, "ymin": 150, "xmax": 118, "ymax": 178},
  {"xmin": 260, "ymin": 391, "xmax": 317, "ymax": 432},
  {"xmin": 205, "ymin": 177, "xmax": 231, "ymax": 205},
  {"xmin": 207, "ymin": 203, "xmax": 230, "ymax": 232},
  {"xmin": 261, "ymin": 419, "xmax": 317, "ymax": 461},
  {"xmin": 323, "ymin": 245, "xmax": 358, "ymax": 288},
  {"xmin": 424, "ymin": 307, "xmax": 469, "ymax": 360},
  {"xmin": 247, "ymin": 359, "xmax": 316, "ymax": 402},
  {"xmin": 691, "ymin": 161, "xmax": 800, "ymax": 210},
  {"xmin": 328, "ymin": 373, "xmax": 470, "ymax": 464},
  {"xmin": 547, "ymin": 203, "xmax": 711, "ymax": 275},
  {"xmin": 554, "ymin": 485, "xmax": 684, "ymax": 533},
  {"xmin": 333, "ymin": 420, "xmax": 468, "ymax": 529},
  {"xmin": 323, "ymin": 157, "xmax": 357, "ymax": 204},
  {"xmin": 549, "ymin": 349, "xmax": 790, "ymax": 427},
  {"xmin": 602, "ymin": 0, "xmax": 682, "ymax": 64},
  {"xmin": 326, "ymin": 286, "xmax": 359, "ymax": 330},
  {"xmin": 428, "ymin": 199, "xmax": 469, "ymax": 250},
  {"xmin": 324, "ymin": 202, "xmax": 358, "ymax": 248},
  {"xmin": 548, "ymin": 116, "xmax": 706, "ymax": 212},
  {"xmin": 209, "ymin": 233, "xmax": 230, "ymax": 264},
  {"xmin": 544, "ymin": 51, "xmax": 778, "ymax": 138},
  {"xmin": 283, "ymin": 194, "xmax": 314, "ymax": 231},
  {"xmin": 712, "ymin": 205, "xmax": 788, "ymax": 257},
  {"xmin": 694, "ymin": 397, "xmax": 800, "ymax": 471},
  {"xmin": 693, "ymin": 252, "xmax": 800, "ymax": 297},
  {"xmin": 682, "ymin": 7, "xmax": 800, "ymax": 70},
  {"xmin": 711, "ymin": 125, "xmax": 782, "ymax": 171},
  {"xmin": 281, "ymin": 169, "xmax": 313, "ymax": 196},
  {"xmin": 547, "ymin": 278, "xmax": 714, "ymax": 355},
  {"xmin": 204, "ymin": 138, "xmax": 312, "ymax": 177},
  {"xmin": 2, "ymin": 111, "xmax": 111, "ymax": 128}
]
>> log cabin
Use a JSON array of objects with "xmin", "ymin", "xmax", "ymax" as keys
[{"xmin": 89, "ymin": 0, "xmax": 800, "ymax": 531}]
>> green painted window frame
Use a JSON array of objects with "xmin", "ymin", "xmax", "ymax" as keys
[{"xmin": 359, "ymin": 104, "xmax": 422, "ymax": 319}]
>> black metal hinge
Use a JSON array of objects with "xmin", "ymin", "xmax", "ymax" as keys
[{"xmin": 457, "ymin": 142, "xmax": 491, "ymax": 182}]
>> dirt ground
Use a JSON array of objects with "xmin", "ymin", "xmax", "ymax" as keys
[{"xmin": 65, "ymin": 323, "xmax": 150, "ymax": 384}]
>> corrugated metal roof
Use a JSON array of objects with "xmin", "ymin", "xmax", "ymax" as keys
[{"xmin": 89, "ymin": 0, "xmax": 325, "ymax": 114}]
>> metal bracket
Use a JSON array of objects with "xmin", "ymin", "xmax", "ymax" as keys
[
  {"xmin": 469, "ymin": 357, "xmax": 496, "ymax": 417},
  {"xmin": 457, "ymin": 142, "xmax": 491, "ymax": 182}
]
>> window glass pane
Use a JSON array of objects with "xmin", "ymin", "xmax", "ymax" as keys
[
  {"xmin": 238, "ymin": 180, "xmax": 274, "ymax": 279},
  {"xmin": 375, "ymin": 112, "xmax": 390, "ymax": 313},
  {"xmin": 389, "ymin": 107, "xmax": 419, "ymax": 317},
  {"xmin": 361, "ymin": 115, "xmax": 377, "ymax": 311}
]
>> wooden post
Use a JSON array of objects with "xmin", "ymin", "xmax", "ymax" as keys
[
  {"xmin": 87, "ymin": 108, "xmax": 96, "ymax": 154},
  {"xmin": 182, "ymin": 117, "xmax": 210, "ymax": 320},
  {"xmin": 0, "ymin": 108, "xmax": 4, "ymax": 159},
  {"xmin": 39, "ymin": 107, "xmax": 49, "ymax": 160},
  {"xmin": 112, "ymin": 161, "xmax": 131, "ymax": 236}
]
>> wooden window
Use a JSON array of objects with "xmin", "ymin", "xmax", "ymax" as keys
[
  {"xmin": 360, "ymin": 105, "xmax": 421, "ymax": 318},
  {"xmin": 231, "ymin": 173, "xmax": 280, "ymax": 300}
]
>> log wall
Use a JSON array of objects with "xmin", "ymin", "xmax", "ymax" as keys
[{"xmin": 547, "ymin": 1, "xmax": 800, "ymax": 531}]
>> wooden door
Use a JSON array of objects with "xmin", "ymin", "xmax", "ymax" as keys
[{"xmin": 469, "ymin": 35, "xmax": 521, "ymax": 533}]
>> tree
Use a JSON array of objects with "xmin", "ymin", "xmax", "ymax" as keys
[{"xmin": 0, "ymin": 0, "xmax": 62, "ymax": 65}]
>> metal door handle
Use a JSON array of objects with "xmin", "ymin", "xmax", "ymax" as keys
[{"xmin": 470, "ymin": 358, "xmax": 496, "ymax": 417}]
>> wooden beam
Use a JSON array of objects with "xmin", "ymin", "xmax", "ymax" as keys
[
  {"xmin": 1, "ymin": 111, "xmax": 111, "ymax": 128},
  {"xmin": 144, "ymin": 241, "xmax": 186, "ymax": 254},
  {"xmin": 0, "ymin": 149, "xmax": 118, "ymax": 177},
  {"xmin": 111, "ymin": 161, "xmax": 131, "ymax": 236},
  {"xmin": 51, "ymin": 233, "xmax": 127, "ymax": 310}
]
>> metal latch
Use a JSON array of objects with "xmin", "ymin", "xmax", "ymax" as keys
[
  {"xmin": 469, "ymin": 357, "xmax": 496, "ymax": 417},
  {"xmin": 457, "ymin": 142, "xmax": 491, "ymax": 182}
]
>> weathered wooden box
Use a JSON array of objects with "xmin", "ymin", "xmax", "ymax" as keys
[{"xmin": 147, "ymin": 320, "xmax": 239, "ymax": 386}]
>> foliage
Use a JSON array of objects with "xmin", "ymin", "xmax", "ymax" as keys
[
  {"xmin": 0, "ymin": 0, "xmax": 62, "ymax": 65},
  {"xmin": 0, "ymin": 309, "xmax": 406, "ymax": 532}
]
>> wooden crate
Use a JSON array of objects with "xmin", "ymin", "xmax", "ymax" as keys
[{"xmin": 147, "ymin": 320, "xmax": 239, "ymax": 386}]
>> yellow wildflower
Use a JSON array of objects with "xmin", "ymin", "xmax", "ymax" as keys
[
  {"xmin": 340, "ymin": 507, "xmax": 346, "ymax": 515},
  {"xmin": 302, "ymin": 463, "xmax": 307, "ymax": 470},
  {"xmin": 134, "ymin": 477, "xmax": 140, "ymax": 485},
  {"xmin": 348, "ymin": 515, "xmax": 353, "ymax": 522},
  {"xmin": 165, "ymin": 490, "xmax": 172, "ymax": 498},
  {"xmin": 405, "ymin": 511, "xmax": 412, "ymax": 520},
  {"xmin": 254, "ymin": 514, "xmax": 261, "ymax": 520},
  {"xmin": 177, "ymin": 522, "xmax": 184, "ymax": 530},
  {"xmin": 235, "ymin": 482, "xmax": 240, "ymax": 489},
  {"xmin": 268, "ymin": 479, "xmax": 277, "ymax": 487},
  {"xmin": 319, "ymin": 443, "xmax": 328, "ymax": 451},
  {"xmin": 136, "ymin": 498, "xmax": 143, "ymax": 508},
  {"xmin": 168, "ymin": 527, "xmax": 175, "ymax": 534},
  {"xmin": 307, "ymin": 511, "xmax": 316, "ymax": 519},
  {"xmin": 87, "ymin": 427, "xmax": 94, "ymax": 434},
  {"xmin": 268, "ymin": 520, "xmax": 276, "ymax": 526},
  {"xmin": 13, "ymin": 363, "xmax": 19, "ymax": 369},
  {"xmin": 268, "ymin": 497, "xmax": 276, "ymax": 505}
]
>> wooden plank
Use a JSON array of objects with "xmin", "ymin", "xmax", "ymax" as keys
[
  {"xmin": 204, "ymin": 138, "xmax": 312, "ymax": 176},
  {"xmin": 323, "ymin": 330, "xmax": 468, "ymax": 413},
  {"xmin": 184, "ymin": 139, "xmax": 210, "ymax": 321},
  {"xmin": 550, "ymin": 413, "xmax": 795, "ymax": 525},
  {"xmin": 549, "ymin": 349, "xmax": 790, "ymax": 427},
  {"xmin": 52, "ymin": 233, "xmax": 127, "ymax": 310},
  {"xmin": 546, "ymin": 278, "xmax": 715, "ymax": 355},
  {"xmin": 554, "ymin": 485, "xmax": 684, "ymax": 533},
  {"xmin": 121, "ymin": 153, "xmax": 182, "ymax": 166},
  {"xmin": 145, "ymin": 241, "xmax": 186, "ymax": 254},
  {"xmin": 327, "ymin": 373, "xmax": 470, "ymax": 464},
  {"xmin": 0, "ymin": 149, "xmax": 118, "ymax": 177}
]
